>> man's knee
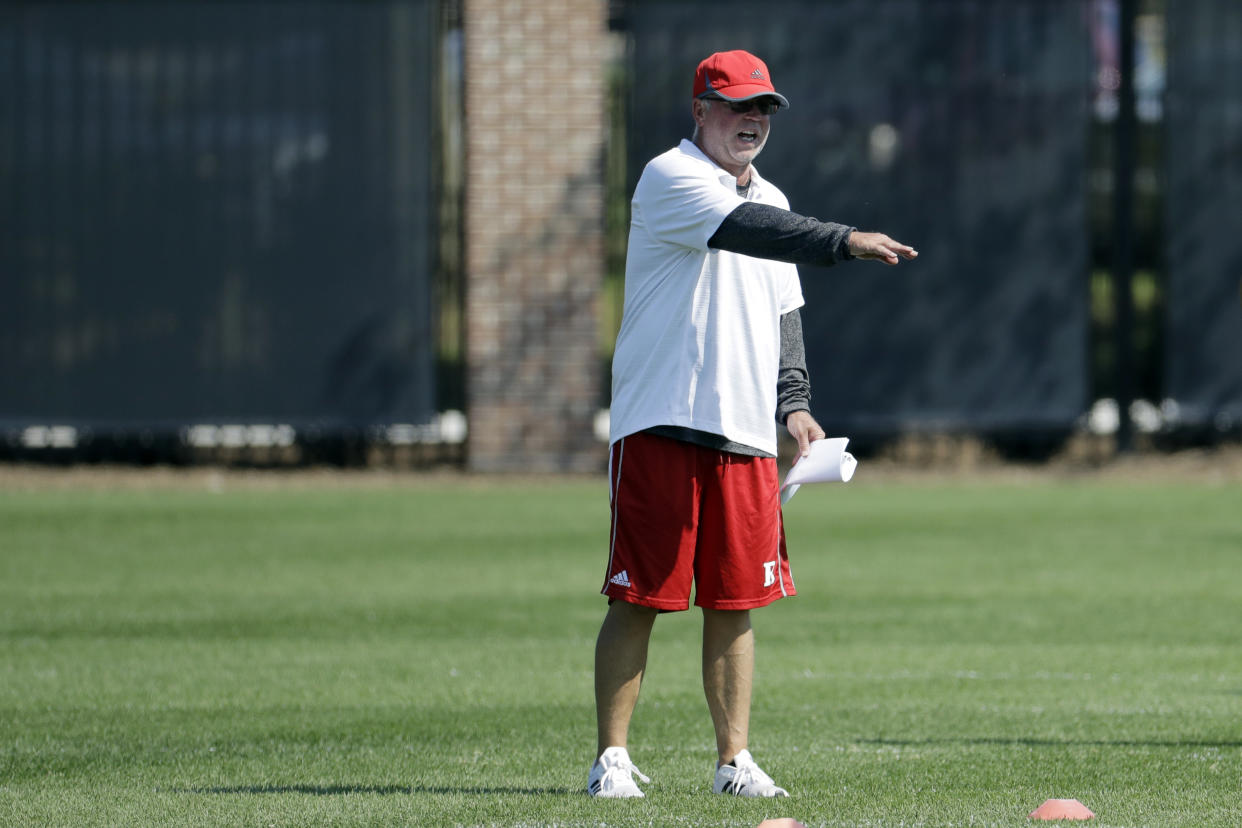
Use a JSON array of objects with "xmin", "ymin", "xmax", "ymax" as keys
[
  {"xmin": 608, "ymin": 599, "xmax": 660, "ymax": 627},
  {"xmin": 702, "ymin": 607, "xmax": 751, "ymax": 627}
]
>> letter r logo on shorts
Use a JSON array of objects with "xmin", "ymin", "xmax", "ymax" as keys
[{"xmin": 763, "ymin": 561, "xmax": 777, "ymax": 588}]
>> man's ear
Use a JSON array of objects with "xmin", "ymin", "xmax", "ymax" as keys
[{"xmin": 691, "ymin": 98, "xmax": 707, "ymax": 126}]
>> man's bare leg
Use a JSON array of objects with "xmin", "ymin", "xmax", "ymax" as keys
[
  {"xmin": 595, "ymin": 600, "xmax": 659, "ymax": 757},
  {"xmin": 702, "ymin": 607, "xmax": 754, "ymax": 766}
]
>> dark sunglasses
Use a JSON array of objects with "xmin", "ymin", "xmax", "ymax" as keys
[{"xmin": 710, "ymin": 96, "xmax": 781, "ymax": 115}]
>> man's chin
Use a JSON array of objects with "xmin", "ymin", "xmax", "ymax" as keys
[
  {"xmin": 732, "ymin": 141, "xmax": 765, "ymax": 160},
  {"xmin": 732, "ymin": 149, "xmax": 762, "ymax": 167}
]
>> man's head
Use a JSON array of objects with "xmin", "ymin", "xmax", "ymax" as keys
[{"xmin": 690, "ymin": 50, "xmax": 789, "ymax": 181}]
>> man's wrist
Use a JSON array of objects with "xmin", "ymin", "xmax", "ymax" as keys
[
  {"xmin": 780, "ymin": 406, "xmax": 811, "ymax": 425},
  {"xmin": 843, "ymin": 230, "xmax": 857, "ymax": 260}
]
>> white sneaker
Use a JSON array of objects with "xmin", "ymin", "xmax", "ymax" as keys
[
  {"xmin": 588, "ymin": 746, "xmax": 651, "ymax": 798},
  {"xmin": 713, "ymin": 749, "xmax": 789, "ymax": 797}
]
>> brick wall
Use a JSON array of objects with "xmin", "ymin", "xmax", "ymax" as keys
[{"xmin": 462, "ymin": 0, "xmax": 606, "ymax": 472}]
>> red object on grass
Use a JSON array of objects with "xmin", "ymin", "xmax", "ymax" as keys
[{"xmin": 1029, "ymin": 798, "xmax": 1096, "ymax": 820}]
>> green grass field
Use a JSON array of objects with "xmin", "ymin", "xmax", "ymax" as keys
[{"xmin": 2, "ymin": 468, "xmax": 1240, "ymax": 827}]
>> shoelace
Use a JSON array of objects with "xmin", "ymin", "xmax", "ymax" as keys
[
  {"xmin": 726, "ymin": 761, "xmax": 774, "ymax": 793},
  {"xmin": 604, "ymin": 757, "xmax": 651, "ymax": 787}
]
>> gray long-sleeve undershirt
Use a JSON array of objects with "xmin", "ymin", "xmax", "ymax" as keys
[
  {"xmin": 642, "ymin": 203, "xmax": 843, "ymax": 458},
  {"xmin": 708, "ymin": 201, "xmax": 855, "ymax": 268}
]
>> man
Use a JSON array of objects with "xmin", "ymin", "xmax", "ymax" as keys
[{"xmin": 589, "ymin": 50, "xmax": 917, "ymax": 799}]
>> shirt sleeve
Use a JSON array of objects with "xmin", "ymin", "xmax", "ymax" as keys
[
  {"xmin": 635, "ymin": 155, "xmax": 746, "ymax": 251},
  {"xmin": 708, "ymin": 201, "xmax": 856, "ymax": 266},
  {"xmin": 776, "ymin": 309, "xmax": 811, "ymax": 424}
]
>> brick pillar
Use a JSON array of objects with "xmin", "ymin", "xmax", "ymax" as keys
[{"xmin": 462, "ymin": 0, "xmax": 606, "ymax": 473}]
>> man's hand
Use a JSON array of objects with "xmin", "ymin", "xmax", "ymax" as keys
[
  {"xmin": 848, "ymin": 231, "xmax": 918, "ymax": 265},
  {"xmin": 785, "ymin": 410, "xmax": 826, "ymax": 461}
]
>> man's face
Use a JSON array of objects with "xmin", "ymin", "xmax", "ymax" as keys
[{"xmin": 692, "ymin": 97, "xmax": 775, "ymax": 179}]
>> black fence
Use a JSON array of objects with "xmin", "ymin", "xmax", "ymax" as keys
[
  {"xmin": 2, "ymin": 1, "xmax": 1240, "ymax": 465},
  {"xmin": 620, "ymin": 0, "xmax": 1242, "ymax": 448},
  {"xmin": 1, "ymin": 3, "xmax": 438, "ymax": 453},
  {"xmin": 1164, "ymin": 0, "xmax": 1242, "ymax": 431},
  {"xmin": 624, "ymin": 0, "xmax": 1092, "ymax": 438}
]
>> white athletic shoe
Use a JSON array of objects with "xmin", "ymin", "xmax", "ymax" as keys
[
  {"xmin": 713, "ymin": 749, "xmax": 790, "ymax": 797},
  {"xmin": 587, "ymin": 746, "xmax": 650, "ymax": 798}
]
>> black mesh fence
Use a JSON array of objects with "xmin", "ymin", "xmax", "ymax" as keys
[
  {"xmin": 623, "ymin": 0, "xmax": 1093, "ymax": 436},
  {"xmin": 4, "ymin": 1, "xmax": 1240, "ymax": 462},
  {"xmin": 1164, "ymin": 1, "xmax": 1242, "ymax": 430},
  {"xmin": 0, "ymin": 2, "xmax": 437, "ymax": 437}
]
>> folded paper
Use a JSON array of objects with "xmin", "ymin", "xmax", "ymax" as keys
[{"xmin": 780, "ymin": 437, "xmax": 856, "ymax": 505}]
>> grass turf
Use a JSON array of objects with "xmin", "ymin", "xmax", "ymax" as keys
[{"xmin": 1, "ymin": 471, "xmax": 1239, "ymax": 826}]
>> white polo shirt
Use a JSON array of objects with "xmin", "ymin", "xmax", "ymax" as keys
[{"xmin": 609, "ymin": 139, "xmax": 805, "ymax": 457}]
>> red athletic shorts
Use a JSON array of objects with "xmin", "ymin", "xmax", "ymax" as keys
[{"xmin": 601, "ymin": 431, "xmax": 796, "ymax": 611}]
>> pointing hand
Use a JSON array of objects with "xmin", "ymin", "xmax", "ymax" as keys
[{"xmin": 848, "ymin": 231, "xmax": 918, "ymax": 265}]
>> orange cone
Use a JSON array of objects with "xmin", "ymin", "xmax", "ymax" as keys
[
  {"xmin": 1029, "ymin": 798, "xmax": 1095, "ymax": 820},
  {"xmin": 757, "ymin": 820, "xmax": 806, "ymax": 828}
]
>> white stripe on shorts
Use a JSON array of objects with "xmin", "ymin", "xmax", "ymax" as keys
[{"xmin": 601, "ymin": 438, "xmax": 625, "ymax": 593}]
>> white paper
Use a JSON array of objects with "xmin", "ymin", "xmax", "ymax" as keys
[{"xmin": 780, "ymin": 437, "xmax": 857, "ymax": 505}]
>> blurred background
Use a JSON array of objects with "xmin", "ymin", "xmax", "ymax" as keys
[{"xmin": 1, "ymin": 0, "xmax": 1239, "ymax": 472}]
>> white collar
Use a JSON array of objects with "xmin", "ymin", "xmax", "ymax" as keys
[{"xmin": 678, "ymin": 138, "xmax": 764, "ymax": 198}]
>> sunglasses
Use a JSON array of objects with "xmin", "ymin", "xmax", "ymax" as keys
[{"xmin": 709, "ymin": 96, "xmax": 781, "ymax": 115}]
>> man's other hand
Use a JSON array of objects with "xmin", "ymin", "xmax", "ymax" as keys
[{"xmin": 785, "ymin": 410, "xmax": 826, "ymax": 461}]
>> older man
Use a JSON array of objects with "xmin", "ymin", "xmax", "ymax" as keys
[{"xmin": 589, "ymin": 50, "xmax": 916, "ymax": 799}]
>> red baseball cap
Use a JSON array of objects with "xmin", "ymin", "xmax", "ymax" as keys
[{"xmin": 693, "ymin": 50, "xmax": 790, "ymax": 109}]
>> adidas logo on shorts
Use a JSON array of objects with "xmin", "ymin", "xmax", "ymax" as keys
[{"xmin": 609, "ymin": 570, "xmax": 632, "ymax": 588}]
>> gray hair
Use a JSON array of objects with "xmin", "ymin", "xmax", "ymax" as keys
[{"xmin": 691, "ymin": 97, "xmax": 713, "ymax": 141}]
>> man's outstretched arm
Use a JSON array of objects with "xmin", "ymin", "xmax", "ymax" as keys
[{"xmin": 708, "ymin": 202, "xmax": 917, "ymax": 267}]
